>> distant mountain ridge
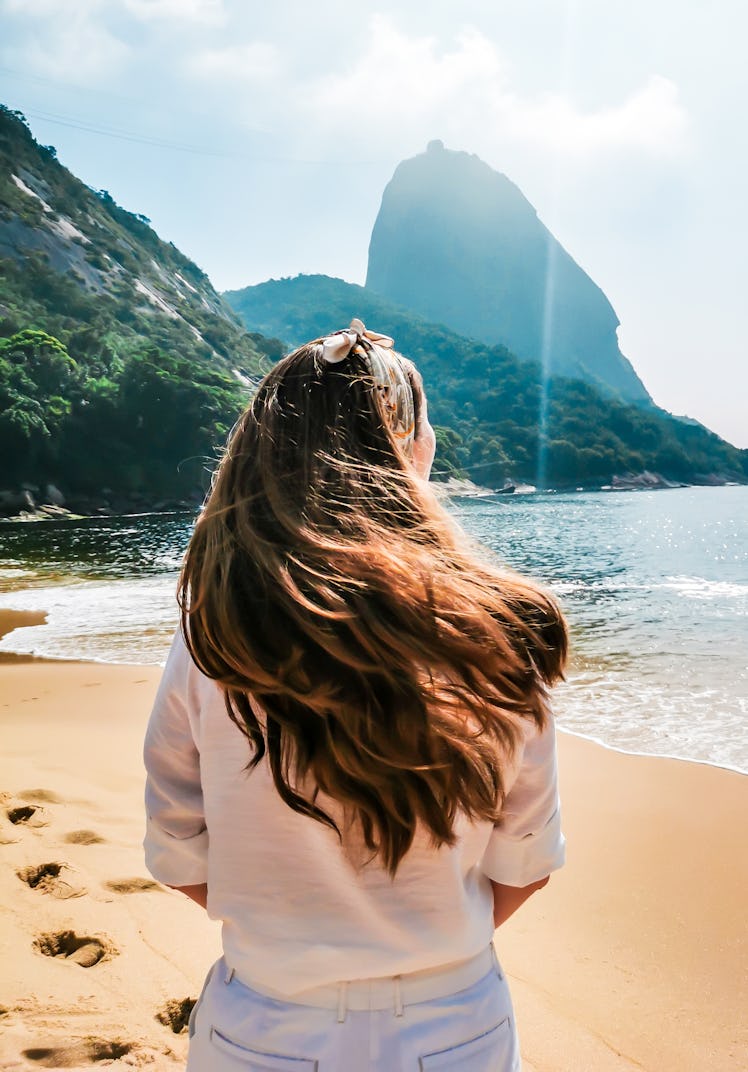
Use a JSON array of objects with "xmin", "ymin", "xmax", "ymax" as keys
[
  {"xmin": 366, "ymin": 141, "xmax": 650, "ymax": 405},
  {"xmin": 0, "ymin": 106, "xmax": 744, "ymax": 504},
  {"xmin": 224, "ymin": 274, "xmax": 747, "ymax": 489}
]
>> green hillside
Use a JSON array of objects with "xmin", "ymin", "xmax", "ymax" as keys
[
  {"xmin": 224, "ymin": 274, "xmax": 748, "ymax": 489},
  {"xmin": 0, "ymin": 105, "xmax": 281, "ymax": 506}
]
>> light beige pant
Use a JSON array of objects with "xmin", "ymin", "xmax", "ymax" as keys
[{"xmin": 186, "ymin": 950, "xmax": 520, "ymax": 1071}]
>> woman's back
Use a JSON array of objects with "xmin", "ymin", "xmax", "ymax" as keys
[
  {"xmin": 145, "ymin": 630, "xmax": 564, "ymax": 997},
  {"xmin": 143, "ymin": 320, "xmax": 568, "ymax": 1069}
]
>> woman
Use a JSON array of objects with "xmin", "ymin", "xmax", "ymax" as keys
[{"xmin": 143, "ymin": 319, "xmax": 567, "ymax": 1071}]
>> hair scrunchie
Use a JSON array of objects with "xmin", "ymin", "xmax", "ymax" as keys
[{"xmin": 320, "ymin": 319, "xmax": 415, "ymax": 455}]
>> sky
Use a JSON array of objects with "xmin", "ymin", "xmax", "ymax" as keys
[{"xmin": 1, "ymin": 0, "xmax": 746, "ymax": 447}]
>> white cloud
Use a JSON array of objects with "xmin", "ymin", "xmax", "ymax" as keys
[
  {"xmin": 189, "ymin": 41, "xmax": 280, "ymax": 81},
  {"xmin": 310, "ymin": 20, "xmax": 500, "ymax": 128},
  {"xmin": 1, "ymin": 0, "xmax": 103, "ymax": 13},
  {"xmin": 304, "ymin": 16, "xmax": 689, "ymax": 160},
  {"xmin": 0, "ymin": 0, "xmax": 131, "ymax": 82},
  {"xmin": 121, "ymin": 0, "xmax": 226, "ymax": 25},
  {"xmin": 2, "ymin": 0, "xmax": 226, "ymax": 25},
  {"xmin": 12, "ymin": 15, "xmax": 130, "ymax": 83},
  {"xmin": 0, "ymin": 0, "xmax": 226, "ymax": 87},
  {"xmin": 507, "ymin": 75, "xmax": 689, "ymax": 156}
]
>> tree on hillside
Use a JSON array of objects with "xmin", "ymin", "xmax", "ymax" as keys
[
  {"xmin": 111, "ymin": 348, "xmax": 246, "ymax": 493},
  {"xmin": 0, "ymin": 330, "xmax": 76, "ymax": 476}
]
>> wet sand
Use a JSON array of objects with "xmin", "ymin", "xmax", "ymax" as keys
[{"xmin": 0, "ymin": 609, "xmax": 48, "ymax": 644}]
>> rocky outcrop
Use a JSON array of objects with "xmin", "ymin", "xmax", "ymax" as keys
[
  {"xmin": 0, "ymin": 483, "xmax": 201, "ymax": 521},
  {"xmin": 0, "ymin": 489, "xmax": 35, "ymax": 513},
  {"xmin": 608, "ymin": 471, "xmax": 687, "ymax": 490}
]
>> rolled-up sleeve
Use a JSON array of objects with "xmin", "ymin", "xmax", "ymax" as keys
[
  {"xmin": 143, "ymin": 630, "xmax": 209, "ymax": 886},
  {"xmin": 480, "ymin": 712, "xmax": 565, "ymax": 887}
]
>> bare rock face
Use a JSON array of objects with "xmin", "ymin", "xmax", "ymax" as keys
[
  {"xmin": 366, "ymin": 143, "xmax": 651, "ymax": 405},
  {"xmin": 610, "ymin": 470, "xmax": 686, "ymax": 490}
]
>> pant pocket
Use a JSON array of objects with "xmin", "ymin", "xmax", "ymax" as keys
[
  {"xmin": 209, "ymin": 1026, "xmax": 318, "ymax": 1071},
  {"xmin": 419, "ymin": 1016, "xmax": 512, "ymax": 1071}
]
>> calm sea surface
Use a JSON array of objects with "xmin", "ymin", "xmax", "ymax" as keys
[{"xmin": 1, "ymin": 485, "xmax": 746, "ymax": 773}]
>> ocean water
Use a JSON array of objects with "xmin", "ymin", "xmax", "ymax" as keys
[{"xmin": 1, "ymin": 486, "xmax": 746, "ymax": 773}]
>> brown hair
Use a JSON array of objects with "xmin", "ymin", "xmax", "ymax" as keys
[{"xmin": 179, "ymin": 338, "xmax": 568, "ymax": 874}]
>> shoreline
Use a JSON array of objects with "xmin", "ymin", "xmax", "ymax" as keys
[
  {"xmin": 2, "ymin": 609, "xmax": 746, "ymax": 777},
  {"xmin": 2, "ymin": 478, "xmax": 748, "ymax": 525},
  {"xmin": 5, "ymin": 659, "xmax": 747, "ymax": 778},
  {"xmin": 1, "ymin": 658, "xmax": 745, "ymax": 1070},
  {"xmin": 0, "ymin": 506, "xmax": 196, "ymax": 525},
  {"xmin": 2, "ymin": 595, "xmax": 748, "ymax": 776},
  {"xmin": 555, "ymin": 723, "xmax": 748, "ymax": 778}
]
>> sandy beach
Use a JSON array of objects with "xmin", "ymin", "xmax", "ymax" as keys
[{"xmin": 1, "ymin": 636, "xmax": 746, "ymax": 1069}]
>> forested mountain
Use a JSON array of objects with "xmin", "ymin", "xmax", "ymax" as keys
[
  {"xmin": 1, "ymin": 104, "xmax": 744, "ymax": 510},
  {"xmin": 366, "ymin": 140, "xmax": 651, "ymax": 405},
  {"xmin": 0, "ymin": 105, "xmax": 281, "ymax": 506},
  {"xmin": 224, "ymin": 274, "xmax": 747, "ymax": 488}
]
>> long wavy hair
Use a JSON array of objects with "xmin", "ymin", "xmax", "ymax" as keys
[{"xmin": 179, "ymin": 336, "xmax": 568, "ymax": 874}]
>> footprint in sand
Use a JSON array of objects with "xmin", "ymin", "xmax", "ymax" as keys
[
  {"xmin": 17, "ymin": 862, "xmax": 86, "ymax": 899},
  {"xmin": 34, "ymin": 930, "xmax": 117, "ymax": 968},
  {"xmin": 22, "ymin": 1039, "xmax": 133, "ymax": 1066},
  {"xmin": 63, "ymin": 829, "xmax": 106, "ymax": 846},
  {"xmin": 103, "ymin": 877, "xmax": 162, "ymax": 894},
  {"xmin": 19, "ymin": 789, "xmax": 64, "ymax": 805},
  {"xmin": 156, "ymin": 997, "xmax": 197, "ymax": 1034},
  {"xmin": 6, "ymin": 803, "xmax": 48, "ymax": 827}
]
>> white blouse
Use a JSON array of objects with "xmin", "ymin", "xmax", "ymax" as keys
[{"xmin": 143, "ymin": 630, "xmax": 565, "ymax": 995}]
